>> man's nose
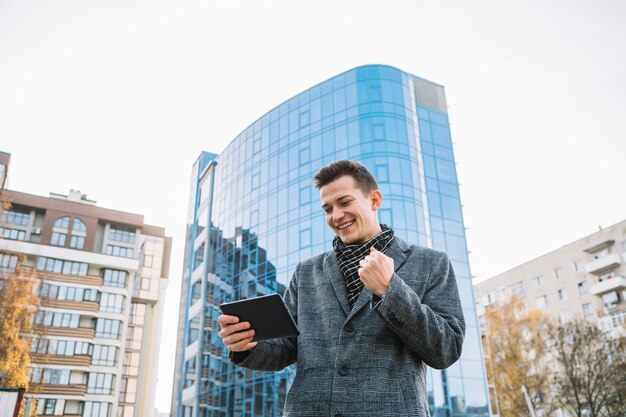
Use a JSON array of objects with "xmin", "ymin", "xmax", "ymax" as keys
[{"xmin": 333, "ymin": 208, "xmax": 345, "ymax": 223}]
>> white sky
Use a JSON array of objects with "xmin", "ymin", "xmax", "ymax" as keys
[{"xmin": 1, "ymin": 0, "xmax": 625, "ymax": 413}]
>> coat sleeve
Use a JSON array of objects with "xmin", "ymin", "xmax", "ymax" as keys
[
  {"xmin": 371, "ymin": 250, "xmax": 465, "ymax": 369},
  {"xmin": 229, "ymin": 264, "xmax": 299, "ymax": 371}
]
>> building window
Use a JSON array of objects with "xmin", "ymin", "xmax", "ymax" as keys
[
  {"xmin": 535, "ymin": 295, "xmax": 548, "ymax": 309},
  {"xmin": 558, "ymin": 288, "xmax": 568, "ymax": 301},
  {"xmin": 41, "ymin": 399, "xmax": 56, "ymax": 415},
  {"xmin": 0, "ymin": 208, "xmax": 30, "ymax": 226},
  {"xmin": 100, "ymin": 293, "xmax": 125, "ymax": 313},
  {"xmin": 572, "ymin": 260, "xmax": 584, "ymax": 273},
  {"xmin": 95, "ymin": 319, "xmax": 122, "ymax": 339},
  {"xmin": 253, "ymin": 137, "xmax": 262, "ymax": 154},
  {"xmin": 34, "ymin": 311, "xmax": 80, "ymax": 328},
  {"xmin": 532, "ymin": 275, "xmax": 544, "ymax": 288},
  {"xmin": 602, "ymin": 291, "xmax": 620, "ymax": 308},
  {"xmin": 70, "ymin": 235, "xmax": 85, "ymax": 249},
  {"xmin": 510, "ymin": 282, "xmax": 525, "ymax": 299},
  {"xmin": 553, "ymin": 267, "xmax": 563, "ymax": 280},
  {"xmin": 0, "ymin": 253, "xmax": 18, "ymax": 272},
  {"xmin": 103, "ymin": 269, "xmax": 128, "ymax": 288},
  {"xmin": 31, "ymin": 368, "xmax": 70, "ymax": 385},
  {"xmin": 300, "ymin": 228, "xmax": 311, "ymax": 248},
  {"xmin": 106, "ymin": 245, "xmax": 134, "ymax": 258},
  {"xmin": 582, "ymin": 303, "xmax": 593, "ymax": 317},
  {"xmin": 73, "ymin": 218, "xmax": 87, "ymax": 232},
  {"xmin": 54, "ymin": 216, "xmax": 70, "ymax": 229},
  {"xmin": 299, "ymin": 110, "xmax": 310, "ymax": 127},
  {"xmin": 123, "ymin": 352, "xmax": 141, "ymax": 376},
  {"xmin": 126, "ymin": 326, "xmax": 143, "ymax": 351},
  {"xmin": 251, "ymin": 173, "xmax": 260, "ymax": 190},
  {"xmin": 190, "ymin": 282, "xmax": 202, "ymax": 304},
  {"xmin": 50, "ymin": 232, "xmax": 66, "ymax": 246},
  {"xmin": 83, "ymin": 402, "xmax": 110, "ymax": 417},
  {"xmin": 578, "ymin": 281, "xmax": 589, "ymax": 295},
  {"xmin": 0, "ymin": 227, "xmax": 26, "ymax": 241},
  {"xmin": 36, "ymin": 257, "xmax": 88, "ymax": 276},
  {"xmin": 108, "ymin": 227, "xmax": 135, "ymax": 244},
  {"xmin": 38, "ymin": 283, "xmax": 98, "ymax": 302},
  {"xmin": 119, "ymin": 378, "xmax": 137, "ymax": 403},
  {"xmin": 560, "ymin": 309, "xmax": 571, "ymax": 322},
  {"xmin": 87, "ymin": 373, "xmax": 115, "ymax": 395},
  {"xmin": 373, "ymin": 123, "xmax": 385, "ymax": 140},
  {"xmin": 130, "ymin": 303, "xmax": 146, "ymax": 326},
  {"xmin": 194, "ymin": 244, "xmax": 205, "ymax": 270},
  {"xmin": 375, "ymin": 165, "xmax": 389, "ymax": 182},
  {"xmin": 92, "ymin": 345, "xmax": 118, "ymax": 367},
  {"xmin": 37, "ymin": 339, "xmax": 92, "ymax": 356}
]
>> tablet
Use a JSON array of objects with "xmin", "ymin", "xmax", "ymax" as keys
[{"xmin": 219, "ymin": 293, "xmax": 300, "ymax": 342}]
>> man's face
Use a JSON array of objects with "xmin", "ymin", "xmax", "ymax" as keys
[{"xmin": 320, "ymin": 175, "xmax": 382, "ymax": 244}]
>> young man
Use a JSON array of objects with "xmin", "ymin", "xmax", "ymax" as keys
[{"xmin": 218, "ymin": 160, "xmax": 465, "ymax": 416}]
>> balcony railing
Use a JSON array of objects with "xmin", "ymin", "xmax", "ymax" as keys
[
  {"xmin": 20, "ymin": 266, "xmax": 103, "ymax": 286},
  {"xmin": 590, "ymin": 276, "xmax": 626, "ymax": 296},
  {"xmin": 40, "ymin": 298, "xmax": 99, "ymax": 312},
  {"xmin": 585, "ymin": 254, "xmax": 622, "ymax": 274},
  {"xmin": 32, "ymin": 325, "xmax": 95, "ymax": 339},
  {"xmin": 33, "ymin": 384, "xmax": 87, "ymax": 396},
  {"xmin": 30, "ymin": 353, "xmax": 91, "ymax": 367}
]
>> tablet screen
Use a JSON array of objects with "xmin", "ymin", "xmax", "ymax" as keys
[{"xmin": 219, "ymin": 293, "xmax": 299, "ymax": 341}]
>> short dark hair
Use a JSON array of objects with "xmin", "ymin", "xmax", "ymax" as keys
[{"xmin": 313, "ymin": 160, "xmax": 378, "ymax": 195}]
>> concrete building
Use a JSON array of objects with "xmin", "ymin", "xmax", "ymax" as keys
[
  {"xmin": 475, "ymin": 219, "xmax": 626, "ymax": 338},
  {"xmin": 0, "ymin": 151, "xmax": 172, "ymax": 417},
  {"xmin": 172, "ymin": 65, "xmax": 490, "ymax": 417}
]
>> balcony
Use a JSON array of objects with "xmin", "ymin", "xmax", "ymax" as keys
[
  {"xmin": 30, "ymin": 353, "xmax": 91, "ymax": 367},
  {"xmin": 182, "ymin": 384, "xmax": 197, "ymax": 405},
  {"xmin": 40, "ymin": 298, "xmax": 99, "ymax": 312},
  {"xmin": 33, "ymin": 384, "xmax": 87, "ymax": 396},
  {"xmin": 19, "ymin": 266, "xmax": 103, "ymax": 287},
  {"xmin": 585, "ymin": 254, "xmax": 622, "ymax": 274},
  {"xmin": 32, "ymin": 325, "xmax": 95, "ymax": 339},
  {"xmin": 590, "ymin": 276, "xmax": 626, "ymax": 296}
]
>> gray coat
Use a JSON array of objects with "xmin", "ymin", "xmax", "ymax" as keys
[{"xmin": 231, "ymin": 236, "xmax": 465, "ymax": 416}]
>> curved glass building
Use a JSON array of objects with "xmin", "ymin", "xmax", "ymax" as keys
[{"xmin": 172, "ymin": 65, "xmax": 490, "ymax": 417}]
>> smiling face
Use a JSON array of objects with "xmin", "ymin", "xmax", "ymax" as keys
[{"xmin": 320, "ymin": 175, "xmax": 382, "ymax": 244}]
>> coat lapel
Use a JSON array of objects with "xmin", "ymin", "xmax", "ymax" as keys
[{"xmin": 323, "ymin": 251, "xmax": 350, "ymax": 317}]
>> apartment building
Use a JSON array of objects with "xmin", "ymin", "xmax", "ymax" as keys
[
  {"xmin": 0, "ymin": 152, "xmax": 171, "ymax": 417},
  {"xmin": 475, "ymin": 219, "xmax": 626, "ymax": 337}
]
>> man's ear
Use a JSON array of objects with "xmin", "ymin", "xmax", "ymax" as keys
[{"xmin": 370, "ymin": 190, "xmax": 383, "ymax": 211}]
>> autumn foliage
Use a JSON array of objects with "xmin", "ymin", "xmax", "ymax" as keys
[
  {"xmin": 0, "ymin": 260, "xmax": 38, "ymax": 390},
  {"xmin": 483, "ymin": 295, "xmax": 552, "ymax": 417}
]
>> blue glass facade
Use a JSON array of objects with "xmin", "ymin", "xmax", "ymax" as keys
[{"xmin": 172, "ymin": 65, "xmax": 490, "ymax": 417}]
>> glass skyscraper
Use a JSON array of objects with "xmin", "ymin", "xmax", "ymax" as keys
[{"xmin": 172, "ymin": 65, "xmax": 490, "ymax": 417}]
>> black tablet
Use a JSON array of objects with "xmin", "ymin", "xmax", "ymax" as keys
[{"xmin": 219, "ymin": 293, "xmax": 300, "ymax": 342}]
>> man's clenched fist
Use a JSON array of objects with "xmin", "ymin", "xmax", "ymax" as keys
[{"xmin": 358, "ymin": 247, "xmax": 394, "ymax": 297}]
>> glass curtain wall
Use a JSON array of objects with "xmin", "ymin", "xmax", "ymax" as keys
[{"xmin": 175, "ymin": 65, "xmax": 489, "ymax": 417}]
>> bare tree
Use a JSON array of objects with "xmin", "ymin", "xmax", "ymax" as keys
[{"xmin": 548, "ymin": 319, "xmax": 626, "ymax": 417}]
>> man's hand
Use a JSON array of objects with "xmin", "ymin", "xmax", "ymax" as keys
[
  {"xmin": 218, "ymin": 314, "xmax": 258, "ymax": 352},
  {"xmin": 358, "ymin": 247, "xmax": 395, "ymax": 297}
]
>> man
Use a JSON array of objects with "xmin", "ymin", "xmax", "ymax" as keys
[{"xmin": 218, "ymin": 160, "xmax": 465, "ymax": 416}]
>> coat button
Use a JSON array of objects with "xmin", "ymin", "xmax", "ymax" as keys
[
  {"xmin": 344, "ymin": 323, "xmax": 354, "ymax": 332},
  {"xmin": 339, "ymin": 364, "xmax": 349, "ymax": 376}
]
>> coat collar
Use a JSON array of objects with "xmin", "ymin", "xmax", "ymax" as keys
[{"xmin": 323, "ymin": 235, "xmax": 412, "ymax": 318}]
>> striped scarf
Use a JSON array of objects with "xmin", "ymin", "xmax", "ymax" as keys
[{"xmin": 332, "ymin": 224, "xmax": 395, "ymax": 308}]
